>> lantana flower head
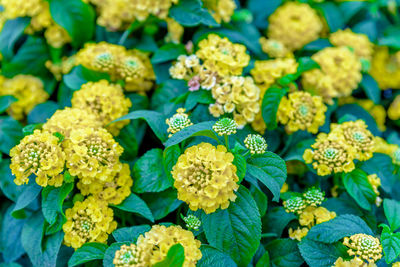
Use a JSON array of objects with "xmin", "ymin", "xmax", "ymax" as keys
[
  {"xmin": 244, "ymin": 134, "xmax": 268, "ymax": 155},
  {"xmin": 343, "ymin": 234, "xmax": 383, "ymax": 264},
  {"xmin": 166, "ymin": 108, "xmax": 193, "ymax": 137}
]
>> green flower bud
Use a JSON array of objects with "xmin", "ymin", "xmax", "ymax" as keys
[
  {"xmin": 244, "ymin": 134, "xmax": 268, "ymax": 154},
  {"xmin": 303, "ymin": 187, "xmax": 325, "ymax": 206},
  {"xmin": 283, "ymin": 196, "xmax": 306, "ymax": 214},
  {"xmin": 213, "ymin": 118, "xmax": 237, "ymax": 136}
]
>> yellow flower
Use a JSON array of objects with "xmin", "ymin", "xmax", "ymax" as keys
[
  {"xmin": 343, "ymin": 234, "xmax": 383, "ymax": 264},
  {"xmin": 299, "ymin": 206, "xmax": 336, "ymax": 227},
  {"xmin": 333, "ymin": 257, "xmax": 376, "ymax": 267},
  {"xmin": 278, "ymin": 91, "xmax": 327, "ymax": 134},
  {"xmin": 203, "ymin": 0, "xmax": 236, "ymax": 23},
  {"xmin": 289, "ymin": 227, "xmax": 309, "ymax": 241},
  {"xmin": 267, "ymin": 2, "xmax": 322, "ymax": 51},
  {"xmin": 313, "ymin": 206, "xmax": 336, "ymax": 224},
  {"xmin": 165, "ymin": 18, "xmax": 184, "ymax": 44},
  {"xmin": 1, "ymin": 0, "xmax": 43, "ymax": 19},
  {"xmin": 330, "ymin": 120, "xmax": 375, "ymax": 161},
  {"xmin": 388, "ymin": 95, "xmax": 400, "ymax": 121},
  {"xmin": 113, "ymin": 243, "xmax": 148, "ymax": 267},
  {"xmin": 303, "ymin": 133, "xmax": 356, "ymax": 176},
  {"xmin": 10, "ymin": 130, "xmax": 65, "ymax": 187},
  {"xmin": 302, "ymin": 47, "xmax": 362, "ymax": 104},
  {"xmin": 136, "ymin": 225, "xmax": 202, "ymax": 267},
  {"xmin": 71, "ymin": 80, "xmax": 132, "ymax": 135},
  {"xmin": 77, "ymin": 163, "xmax": 133, "ymax": 205},
  {"xmin": 370, "ymin": 47, "xmax": 400, "ymax": 90},
  {"xmin": 44, "ymin": 24, "xmax": 71, "ymax": 48},
  {"xmin": 43, "ymin": 107, "xmax": 102, "ymax": 138},
  {"xmin": 367, "ymin": 174, "xmax": 381, "ymax": 196},
  {"xmin": 63, "ymin": 197, "xmax": 117, "ymax": 249},
  {"xmin": 169, "ymin": 55, "xmax": 202, "ymax": 80},
  {"xmin": 172, "ymin": 142, "xmax": 239, "ymax": 214},
  {"xmin": 196, "ymin": 34, "xmax": 250, "ymax": 76},
  {"xmin": 63, "ymin": 128, "xmax": 123, "ymax": 184},
  {"xmin": 393, "ymin": 263, "xmax": 400, "ymax": 267},
  {"xmin": 45, "ymin": 56, "xmax": 76, "ymax": 81},
  {"xmin": 329, "ymin": 29, "xmax": 373, "ymax": 61},
  {"xmin": 0, "ymin": 75, "xmax": 48, "ymax": 120},
  {"xmin": 166, "ymin": 108, "xmax": 193, "ymax": 137},
  {"xmin": 259, "ymin": 38, "xmax": 293, "ymax": 58},
  {"xmin": 280, "ymin": 183, "xmax": 289, "ymax": 193}
]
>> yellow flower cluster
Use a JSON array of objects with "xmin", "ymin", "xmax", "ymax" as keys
[
  {"xmin": 63, "ymin": 127, "xmax": 123, "ymax": 185},
  {"xmin": 43, "ymin": 107, "xmax": 102, "ymax": 138},
  {"xmin": 134, "ymin": 225, "xmax": 202, "ymax": 267},
  {"xmin": 333, "ymin": 257, "xmax": 376, "ymax": 267},
  {"xmin": 76, "ymin": 42, "xmax": 155, "ymax": 93},
  {"xmin": 10, "ymin": 130, "xmax": 65, "ymax": 187},
  {"xmin": 63, "ymin": 197, "xmax": 117, "ymax": 249},
  {"xmin": 203, "ymin": 0, "xmax": 236, "ymax": 23},
  {"xmin": 85, "ymin": 0, "xmax": 178, "ymax": 31},
  {"xmin": 370, "ymin": 47, "xmax": 400, "ymax": 90},
  {"xmin": 166, "ymin": 108, "xmax": 193, "ymax": 137},
  {"xmin": 45, "ymin": 56, "xmax": 76, "ymax": 81},
  {"xmin": 196, "ymin": 34, "xmax": 250, "ymax": 76},
  {"xmin": 277, "ymin": 91, "xmax": 327, "ymax": 134},
  {"xmin": 165, "ymin": 18, "xmax": 184, "ymax": 44},
  {"xmin": 388, "ymin": 95, "xmax": 400, "ymax": 121},
  {"xmin": 0, "ymin": 75, "xmax": 48, "ymax": 120},
  {"xmin": 77, "ymin": 163, "xmax": 133, "ymax": 205},
  {"xmin": 267, "ymin": 2, "xmax": 323, "ymax": 51},
  {"xmin": 1, "ymin": 0, "xmax": 70, "ymax": 48},
  {"xmin": 113, "ymin": 243, "xmax": 148, "ymax": 267},
  {"xmin": 329, "ymin": 29, "xmax": 373, "ymax": 61},
  {"xmin": 302, "ymin": 47, "xmax": 362, "ymax": 104},
  {"xmin": 330, "ymin": 120, "xmax": 375, "ymax": 161},
  {"xmin": 368, "ymin": 174, "xmax": 382, "ymax": 206},
  {"xmin": 343, "ymin": 234, "xmax": 383, "ymax": 264},
  {"xmin": 259, "ymin": 38, "xmax": 293, "ymax": 58},
  {"xmin": 374, "ymin": 137, "xmax": 400, "ymax": 165},
  {"xmin": 71, "ymin": 80, "xmax": 132, "ymax": 135},
  {"xmin": 172, "ymin": 142, "xmax": 239, "ymax": 214}
]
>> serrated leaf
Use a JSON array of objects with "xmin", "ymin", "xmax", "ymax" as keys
[
  {"xmin": 261, "ymin": 87, "xmax": 287, "ymax": 130},
  {"xmin": 112, "ymin": 225, "xmax": 151, "ymax": 243},
  {"xmin": 153, "ymin": 244, "xmax": 185, "ymax": 267},
  {"xmin": 151, "ymin": 43, "xmax": 186, "ymax": 64},
  {"xmin": 342, "ymin": 169, "xmax": 376, "ymax": 210},
  {"xmin": 49, "ymin": 0, "xmax": 95, "ymax": 47},
  {"xmin": 68, "ymin": 243, "xmax": 108, "ymax": 267},
  {"xmin": 197, "ymin": 245, "xmax": 237, "ymax": 267},
  {"xmin": 113, "ymin": 193, "xmax": 154, "ymax": 222},
  {"xmin": 63, "ymin": 65, "xmax": 110, "ymax": 91},
  {"xmin": 164, "ymin": 121, "xmax": 218, "ymax": 147},
  {"xmin": 383, "ymin": 199, "xmax": 400, "ymax": 232},
  {"xmin": 266, "ymin": 239, "xmax": 303, "ymax": 267},
  {"xmin": 307, "ymin": 214, "xmax": 374, "ymax": 243},
  {"xmin": 169, "ymin": 0, "xmax": 219, "ymax": 27},
  {"xmin": 360, "ymin": 74, "xmax": 381, "ymax": 104},
  {"xmin": 202, "ymin": 186, "xmax": 261, "ymax": 266},
  {"xmin": 246, "ymin": 152, "xmax": 287, "ymax": 201},
  {"xmin": 381, "ymin": 225, "xmax": 400, "ymax": 264}
]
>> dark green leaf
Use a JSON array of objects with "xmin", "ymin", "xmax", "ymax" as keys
[
  {"xmin": 233, "ymin": 153, "xmax": 246, "ymax": 182},
  {"xmin": 184, "ymin": 90, "xmax": 214, "ymax": 111},
  {"xmin": 49, "ymin": 0, "xmax": 95, "ymax": 47},
  {"xmin": 163, "ymin": 145, "xmax": 181, "ymax": 182},
  {"xmin": 261, "ymin": 87, "xmax": 287, "ymax": 130},
  {"xmin": 141, "ymin": 188, "xmax": 183, "ymax": 220},
  {"xmin": 246, "ymin": 152, "xmax": 287, "ymax": 201},
  {"xmin": 169, "ymin": 0, "xmax": 219, "ymax": 27},
  {"xmin": 339, "ymin": 1, "xmax": 366, "ymax": 23},
  {"xmin": 360, "ymin": 74, "xmax": 381, "ymax": 104},
  {"xmin": 12, "ymin": 183, "xmax": 42, "ymax": 219},
  {"xmin": 342, "ymin": 169, "xmax": 376, "ymax": 210},
  {"xmin": 316, "ymin": 2, "xmax": 344, "ymax": 32},
  {"xmin": 336, "ymin": 104, "xmax": 380, "ymax": 136},
  {"xmin": 202, "ymin": 186, "xmax": 261, "ymax": 266},
  {"xmin": 0, "ymin": 117, "xmax": 25, "ymax": 155},
  {"xmin": 381, "ymin": 225, "xmax": 400, "ymax": 264},
  {"xmin": 27, "ymin": 101, "xmax": 60, "ymax": 124},
  {"xmin": 197, "ymin": 245, "xmax": 237, "ymax": 267},
  {"xmin": 353, "ymin": 20, "xmax": 377, "ymax": 42},
  {"xmin": 297, "ymin": 57, "xmax": 320, "ymax": 74},
  {"xmin": 266, "ymin": 239, "xmax": 303, "ymax": 267},
  {"xmin": 0, "ymin": 96, "xmax": 17, "ymax": 113},
  {"xmin": 0, "ymin": 17, "xmax": 30, "ymax": 61},
  {"xmin": 249, "ymin": 185, "xmax": 268, "ymax": 217},
  {"xmin": 164, "ymin": 121, "xmax": 218, "ymax": 147},
  {"xmin": 379, "ymin": 34, "xmax": 400, "ymax": 49},
  {"xmin": 63, "ymin": 65, "xmax": 110, "ymax": 91},
  {"xmin": 383, "ymin": 199, "xmax": 400, "ymax": 232},
  {"xmin": 153, "ymin": 244, "xmax": 185, "ymax": 267},
  {"xmin": 262, "ymin": 207, "xmax": 296, "ymax": 237},
  {"xmin": 113, "ymin": 193, "xmax": 154, "ymax": 222},
  {"xmin": 307, "ymin": 214, "xmax": 374, "ymax": 243},
  {"xmin": 112, "ymin": 225, "xmax": 151, "ymax": 243},
  {"xmin": 0, "ymin": 205, "xmax": 25, "ymax": 263},
  {"xmin": 151, "ymin": 43, "xmax": 186, "ymax": 64},
  {"xmin": 256, "ymin": 251, "xmax": 270, "ymax": 267},
  {"xmin": 0, "ymin": 159, "xmax": 24, "ymax": 202},
  {"xmin": 68, "ymin": 243, "xmax": 108, "ymax": 267}
]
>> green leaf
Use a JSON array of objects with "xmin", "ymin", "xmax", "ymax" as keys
[
  {"xmin": 27, "ymin": 101, "xmax": 60, "ymax": 124},
  {"xmin": 0, "ymin": 17, "xmax": 30, "ymax": 61},
  {"xmin": 112, "ymin": 110, "xmax": 168, "ymax": 142},
  {"xmin": 202, "ymin": 186, "xmax": 261, "ymax": 266},
  {"xmin": 0, "ymin": 205, "xmax": 25, "ymax": 263},
  {"xmin": 0, "ymin": 96, "xmax": 17, "ymax": 113},
  {"xmin": 249, "ymin": 185, "xmax": 268, "ymax": 217},
  {"xmin": 316, "ymin": 2, "xmax": 344, "ymax": 32},
  {"xmin": 339, "ymin": 1, "xmax": 366, "ymax": 23},
  {"xmin": 296, "ymin": 57, "xmax": 320, "ymax": 74},
  {"xmin": 0, "ymin": 159, "xmax": 24, "ymax": 202},
  {"xmin": 360, "ymin": 74, "xmax": 381, "ymax": 104},
  {"xmin": 102, "ymin": 242, "xmax": 130, "ymax": 267},
  {"xmin": 336, "ymin": 104, "xmax": 380, "ymax": 136},
  {"xmin": 68, "ymin": 243, "xmax": 108, "ymax": 267},
  {"xmin": 22, "ymin": 123, "xmax": 43, "ymax": 136},
  {"xmin": 163, "ymin": 145, "xmax": 181, "ymax": 182},
  {"xmin": 169, "ymin": 0, "xmax": 219, "ymax": 27},
  {"xmin": 298, "ymin": 237, "xmax": 349, "ymax": 267},
  {"xmin": 0, "ymin": 117, "xmax": 23, "ymax": 155},
  {"xmin": 307, "ymin": 214, "xmax": 374, "ymax": 243},
  {"xmin": 49, "ymin": 0, "xmax": 95, "ymax": 47},
  {"xmin": 383, "ymin": 199, "xmax": 400, "ymax": 232},
  {"xmin": 197, "ymin": 245, "xmax": 237, "ymax": 267},
  {"xmin": 141, "ymin": 188, "xmax": 183, "ymax": 220},
  {"xmin": 353, "ymin": 20, "xmax": 377, "ymax": 42},
  {"xmin": 262, "ymin": 207, "xmax": 296, "ymax": 237},
  {"xmin": 256, "ymin": 251, "xmax": 270, "ymax": 267},
  {"xmin": 21, "ymin": 212, "xmax": 64, "ymax": 267},
  {"xmin": 133, "ymin": 149, "xmax": 172, "ymax": 193},
  {"xmin": 233, "ymin": 153, "xmax": 246, "ymax": 182},
  {"xmin": 266, "ymin": 239, "xmax": 303, "ymax": 267},
  {"xmin": 261, "ymin": 87, "xmax": 287, "ymax": 130},
  {"xmin": 2, "ymin": 36, "xmax": 49, "ymax": 77},
  {"xmin": 164, "ymin": 121, "xmax": 218, "ymax": 147},
  {"xmin": 12, "ymin": 183, "xmax": 42, "ymax": 219},
  {"xmin": 41, "ymin": 183, "xmax": 74, "ymax": 234},
  {"xmin": 113, "ymin": 193, "xmax": 154, "ymax": 222},
  {"xmin": 112, "ymin": 225, "xmax": 151, "ymax": 243},
  {"xmin": 151, "ymin": 43, "xmax": 186, "ymax": 64},
  {"xmin": 381, "ymin": 225, "xmax": 400, "ymax": 264},
  {"xmin": 63, "ymin": 65, "xmax": 110, "ymax": 91},
  {"xmin": 184, "ymin": 90, "xmax": 214, "ymax": 111},
  {"xmin": 246, "ymin": 152, "xmax": 287, "ymax": 201},
  {"xmin": 379, "ymin": 34, "xmax": 400, "ymax": 49},
  {"xmin": 342, "ymin": 169, "xmax": 376, "ymax": 210},
  {"xmin": 153, "ymin": 244, "xmax": 185, "ymax": 267}
]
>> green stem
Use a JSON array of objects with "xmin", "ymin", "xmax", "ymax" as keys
[
  {"xmin": 118, "ymin": 21, "xmax": 142, "ymax": 45},
  {"xmin": 242, "ymin": 150, "xmax": 251, "ymax": 158},
  {"xmin": 224, "ymin": 134, "xmax": 230, "ymax": 151}
]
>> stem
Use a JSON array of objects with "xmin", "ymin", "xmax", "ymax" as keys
[
  {"xmin": 224, "ymin": 134, "xmax": 229, "ymax": 151},
  {"xmin": 242, "ymin": 150, "xmax": 250, "ymax": 158},
  {"xmin": 118, "ymin": 21, "xmax": 142, "ymax": 45}
]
